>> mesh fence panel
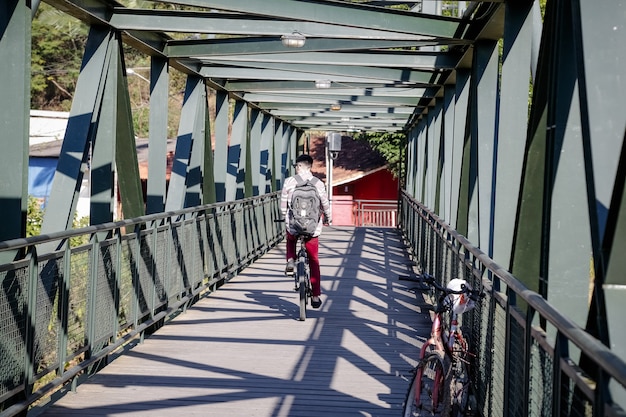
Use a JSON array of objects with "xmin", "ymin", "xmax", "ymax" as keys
[
  {"xmin": 529, "ymin": 339, "xmax": 554, "ymax": 417},
  {"xmin": 90, "ymin": 242, "xmax": 117, "ymax": 352},
  {"xmin": 0, "ymin": 265, "xmax": 28, "ymax": 400},
  {"xmin": 119, "ymin": 238, "xmax": 135, "ymax": 329},
  {"xmin": 154, "ymin": 227, "xmax": 167, "ymax": 305},
  {"xmin": 34, "ymin": 258, "xmax": 62, "ymax": 376},
  {"xmin": 0, "ymin": 193, "xmax": 283, "ymax": 410},
  {"xmin": 168, "ymin": 224, "xmax": 183, "ymax": 301},
  {"xmin": 67, "ymin": 247, "xmax": 89, "ymax": 360},
  {"xmin": 507, "ymin": 317, "xmax": 526, "ymax": 417},
  {"xmin": 137, "ymin": 231, "xmax": 154, "ymax": 317}
]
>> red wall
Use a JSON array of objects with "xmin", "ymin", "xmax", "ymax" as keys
[
  {"xmin": 330, "ymin": 169, "xmax": 398, "ymax": 226},
  {"xmin": 334, "ymin": 169, "xmax": 398, "ymax": 200}
]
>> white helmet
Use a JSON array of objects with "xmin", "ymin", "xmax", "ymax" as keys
[{"xmin": 446, "ymin": 279, "xmax": 476, "ymax": 314}]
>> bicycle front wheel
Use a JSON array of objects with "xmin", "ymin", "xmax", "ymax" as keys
[
  {"xmin": 403, "ymin": 351, "xmax": 448, "ymax": 417},
  {"xmin": 298, "ymin": 262, "xmax": 307, "ymax": 321}
]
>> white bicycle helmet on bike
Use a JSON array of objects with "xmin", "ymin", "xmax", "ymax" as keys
[{"xmin": 446, "ymin": 278, "xmax": 476, "ymax": 314}]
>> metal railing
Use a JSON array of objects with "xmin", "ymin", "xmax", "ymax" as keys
[
  {"xmin": 399, "ymin": 190, "xmax": 626, "ymax": 417},
  {"xmin": 354, "ymin": 199, "xmax": 397, "ymax": 227},
  {"xmin": 0, "ymin": 193, "xmax": 284, "ymax": 416}
]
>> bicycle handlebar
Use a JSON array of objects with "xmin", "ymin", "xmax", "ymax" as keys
[{"xmin": 420, "ymin": 273, "xmax": 485, "ymax": 302}]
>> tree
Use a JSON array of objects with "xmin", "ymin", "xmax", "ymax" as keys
[{"xmin": 353, "ymin": 132, "xmax": 407, "ymax": 181}]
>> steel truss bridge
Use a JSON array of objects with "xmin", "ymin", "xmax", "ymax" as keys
[{"xmin": 0, "ymin": 0, "xmax": 625, "ymax": 416}]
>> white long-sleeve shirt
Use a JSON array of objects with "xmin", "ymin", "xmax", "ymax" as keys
[{"xmin": 280, "ymin": 170, "xmax": 331, "ymax": 237}]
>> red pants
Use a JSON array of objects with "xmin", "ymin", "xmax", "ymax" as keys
[{"xmin": 286, "ymin": 232, "xmax": 321, "ymax": 297}]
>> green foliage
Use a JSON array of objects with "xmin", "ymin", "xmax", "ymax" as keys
[
  {"xmin": 31, "ymin": 4, "xmax": 87, "ymax": 110},
  {"xmin": 27, "ymin": 196, "xmax": 44, "ymax": 237},
  {"xmin": 353, "ymin": 132, "xmax": 407, "ymax": 181},
  {"xmin": 27, "ymin": 195, "xmax": 91, "ymax": 245}
]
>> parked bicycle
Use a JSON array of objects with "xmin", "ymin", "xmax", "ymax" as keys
[{"xmin": 401, "ymin": 273, "xmax": 484, "ymax": 417}]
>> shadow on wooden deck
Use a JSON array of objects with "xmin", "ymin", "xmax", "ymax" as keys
[{"xmin": 32, "ymin": 227, "xmax": 433, "ymax": 417}]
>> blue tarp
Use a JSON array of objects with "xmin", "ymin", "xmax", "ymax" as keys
[{"xmin": 28, "ymin": 157, "xmax": 57, "ymax": 199}]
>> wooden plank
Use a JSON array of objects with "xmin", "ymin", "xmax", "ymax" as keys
[{"xmin": 32, "ymin": 227, "xmax": 432, "ymax": 417}]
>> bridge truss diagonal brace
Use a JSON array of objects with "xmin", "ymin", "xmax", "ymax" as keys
[
  {"xmin": 41, "ymin": 27, "xmax": 115, "ymax": 238},
  {"xmin": 165, "ymin": 75, "xmax": 207, "ymax": 211}
]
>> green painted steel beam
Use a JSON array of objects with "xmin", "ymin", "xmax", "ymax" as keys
[
  {"xmin": 167, "ymin": 38, "xmax": 465, "ymax": 58},
  {"xmin": 0, "ymin": 0, "xmax": 30, "ymax": 247},
  {"xmin": 200, "ymin": 60, "xmax": 439, "ymax": 85},
  {"xmin": 440, "ymin": 85, "xmax": 455, "ymax": 225},
  {"xmin": 184, "ymin": 79, "xmax": 208, "ymax": 207},
  {"xmin": 449, "ymin": 69, "xmax": 470, "ymax": 230},
  {"xmin": 43, "ymin": 0, "xmax": 170, "ymax": 56},
  {"xmin": 202, "ymin": 101, "xmax": 216, "ymax": 205},
  {"xmin": 213, "ymin": 91, "xmax": 229, "ymax": 202},
  {"xmin": 164, "ymin": 75, "xmax": 204, "ymax": 211},
  {"xmin": 225, "ymin": 82, "xmax": 431, "ymax": 96},
  {"xmin": 157, "ymin": 0, "xmax": 463, "ymax": 39},
  {"xmin": 146, "ymin": 57, "xmax": 169, "ymax": 214},
  {"xmin": 112, "ymin": 10, "xmax": 439, "ymax": 41},
  {"xmin": 473, "ymin": 40, "xmax": 499, "ymax": 255},
  {"xmin": 274, "ymin": 109, "xmax": 411, "ymax": 117},
  {"xmin": 90, "ymin": 35, "xmax": 118, "ymax": 226},
  {"xmin": 195, "ymin": 51, "xmax": 461, "ymax": 70},
  {"xmin": 492, "ymin": 0, "xmax": 534, "ymax": 270},
  {"xmin": 261, "ymin": 103, "xmax": 415, "ymax": 113},
  {"xmin": 243, "ymin": 93, "xmax": 419, "ymax": 107},
  {"xmin": 226, "ymin": 100, "xmax": 248, "ymax": 201},
  {"xmin": 115, "ymin": 53, "xmax": 144, "ymax": 221},
  {"xmin": 249, "ymin": 109, "xmax": 262, "ymax": 196},
  {"xmin": 260, "ymin": 114, "xmax": 273, "ymax": 194},
  {"xmin": 41, "ymin": 27, "xmax": 113, "ymax": 237}
]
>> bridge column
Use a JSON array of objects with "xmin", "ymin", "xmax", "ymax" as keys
[
  {"xmin": 404, "ymin": 127, "xmax": 416, "ymax": 200},
  {"xmin": 146, "ymin": 57, "xmax": 169, "ymax": 214},
  {"xmin": 259, "ymin": 114, "xmax": 273, "ymax": 194},
  {"xmin": 425, "ymin": 100, "xmax": 442, "ymax": 213},
  {"xmin": 0, "ymin": 0, "xmax": 30, "ymax": 251},
  {"xmin": 467, "ymin": 40, "xmax": 499, "ymax": 253},
  {"xmin": 213, "ymin": 90, "xmax": 229, "ymax": 202},
  {"xmin": 164, "ymin": 75, "xmax": 206, "ymax": 210},
  {"xmin": 449, "ymin": 69, "xmax": 470, "ymax": 231},
  {"xmin": 273, "ymin": 120, "xmax": 287, "ymax": 190},
  {"xmin": 440, "ymin": 85, "xmax": 456, "ymax": 225},
  {"xmin": 492, "ymin": 0, "xmax": 534, "ymax": 271},
  {"xmin": 228, "ymin": 99, "xmax": 247, "ymax": 201},
  {"xmin": 249, "ymin": 108, "xmax": 262, "ymax": 197},
  {"xmin": 41, "ymin": 27, "xmax": 145, "ymax": 236}
]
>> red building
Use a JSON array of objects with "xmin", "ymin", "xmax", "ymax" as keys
[{"xmin": 308, "ymin": 135, "xmax": 399, "ymax": 227}]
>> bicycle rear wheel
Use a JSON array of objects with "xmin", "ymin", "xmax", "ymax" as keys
[
  {"xmin": 450, "ymin": 341, "xmax": 471, "ymax": 416},
  {"xmin": 298, "ymin": 262, "xmax": 307, "ymax": 321},
  {"xmin": 403, "ymin": 351, "xmax": 448, "ymax": 417}
]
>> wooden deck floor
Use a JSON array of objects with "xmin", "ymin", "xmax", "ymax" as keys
[{"xmin": 32, "ymin": 227, "xmax": 432, "ymax": 417}]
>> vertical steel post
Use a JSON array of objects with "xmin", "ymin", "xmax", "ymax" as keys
[
  {"xmin": 0, "ymin": 0, "xmax": 30, "ymax": 249},
  {"xmin": 146, "ymin": 57, "xmax": 169, "ymax": 214},
  {"xmin": 214, "ymin": 91, "xmax": 229, "ymax": 202}
]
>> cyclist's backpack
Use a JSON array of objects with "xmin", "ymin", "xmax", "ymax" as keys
[{"xmin": 290, "ymin": 175, "xmax": 322, "ymax": 237}]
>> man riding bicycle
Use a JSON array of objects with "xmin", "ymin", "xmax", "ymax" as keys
[{"xmin": 280, "ymin": 154, "xmax": 331, "ymax": 309}]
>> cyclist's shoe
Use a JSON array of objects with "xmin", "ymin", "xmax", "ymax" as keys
[
  {"xmin": 285, "ymin": 259, "xmax": 295, "ymax": 276},
  {"xmin": 311, "ymin": 297, "xmax": 322, "ymax": 309}
]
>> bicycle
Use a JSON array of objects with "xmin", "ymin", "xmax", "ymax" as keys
[
  {"xmin": 287, "ymin": 234, "xmax": 313, "ymax": 321},
  {"xmin": 401, "ymin": 273, "xmax": 484, "ymax": 417},
  {"xmin": 275, "ymin": 219, "xmax": 312, "ymax": 321}
]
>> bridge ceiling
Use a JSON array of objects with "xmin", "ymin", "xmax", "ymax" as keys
[{"xmin": 44, "ymin": 0, "xmax": 504, "ymax": 133}]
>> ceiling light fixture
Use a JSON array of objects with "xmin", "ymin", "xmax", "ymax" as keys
[
  {"xmin": 330, "ymin": 104, "xmax": 342, "ymax": 111},
  {"xmin": 281, "ymin": 31, "xmax": 306, "ymax": 48},
  {"xmin": 315, "ymin": 79, "xmax": 331, "ymax": 89}
]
